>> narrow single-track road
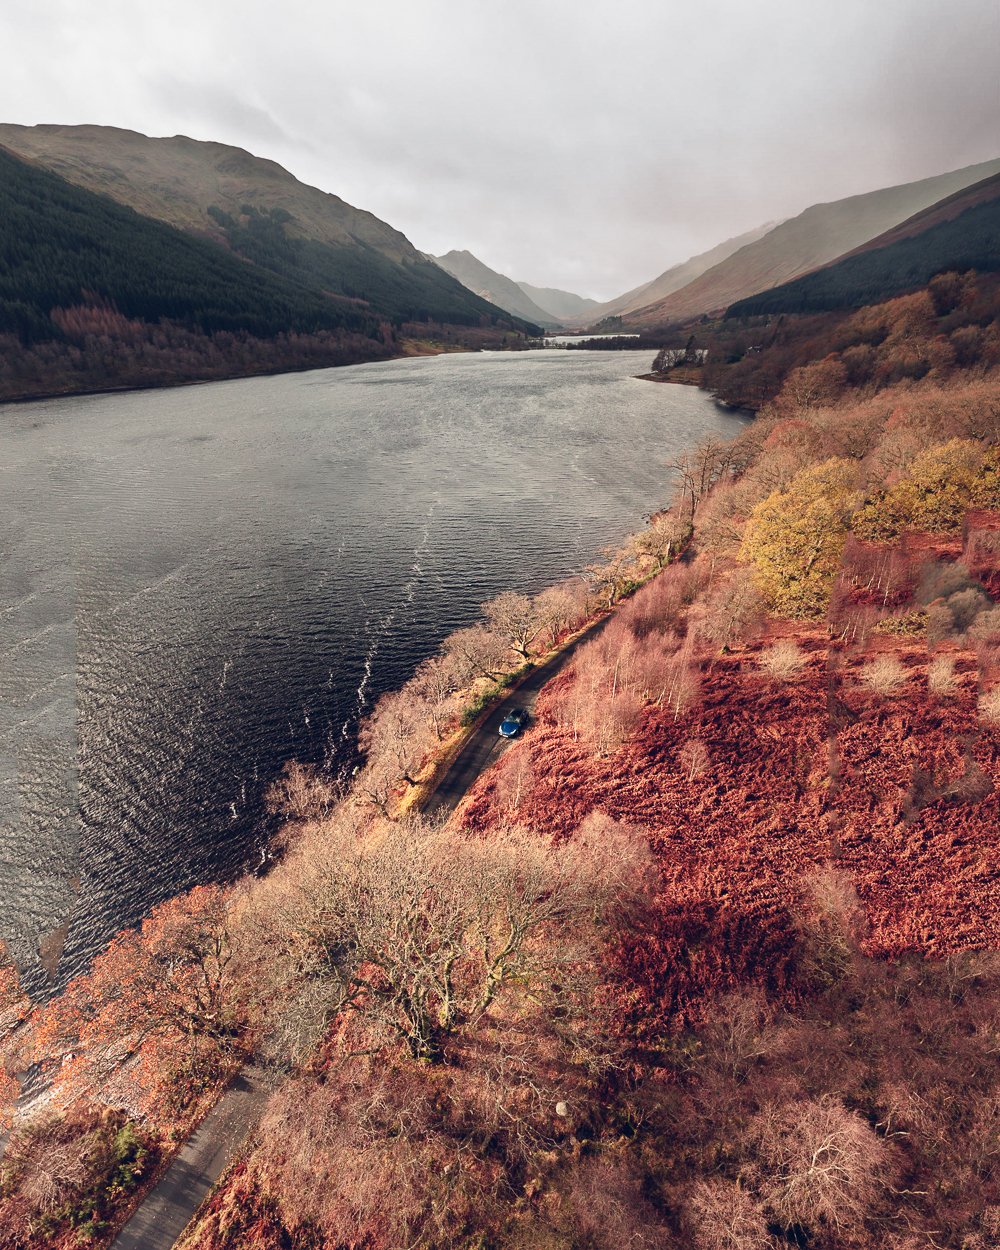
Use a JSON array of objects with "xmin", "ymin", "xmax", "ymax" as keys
[
  {"xmin": 423, "ymin": 611, "xmax": 612, "ymax": 819},
  {"xmin": 109, "ymin": 604, "xmax": 617, "ymax": 1249},
  {"xmin": 111, "ymin": 1068, "xmax": 268, "ymax": 1250}
]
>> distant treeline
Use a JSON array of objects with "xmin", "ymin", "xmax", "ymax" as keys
[{"xmin": 545, "ymin": 334, "xmax": 674, "ymax": 352}]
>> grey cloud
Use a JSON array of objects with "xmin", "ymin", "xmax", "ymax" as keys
[
  {"xmin": 1, "ymin": 0, "xmax": 997, "ymax": 300},
  {"xmin": 148, "ymin": 79, "xmax": 296, "ymax": 149}
]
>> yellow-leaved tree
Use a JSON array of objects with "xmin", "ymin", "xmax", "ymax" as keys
[
  {"xmin": 741, "ymin": 458, "xmax": 860, "ymax": 618},
  {"xmin": 853, "ymin": 438, "xmax": 984, "ymax": 541}
]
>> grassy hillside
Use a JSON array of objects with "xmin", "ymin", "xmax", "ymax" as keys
[
  {"xmin": 727, "ymin": 175, "xmax": 1000, "ymax": 316},
  {"xmin": 0, "ymin": 124, "xmax": 524, "ymax": 330},
  {"xmin": 0, "ymin": 145, "xmax": 379, "ymax": 345},
  {"xmin": 585, "ymin": 221, "xmax": 775, "ymax": 324},
  {"xmin": 619, "ymin": 157, "xmax": 1000, "ymax": 326}
]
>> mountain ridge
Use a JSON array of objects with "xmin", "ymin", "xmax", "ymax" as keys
[
  {"xmin": 433, "ymin": 250, "xmax": 560, "ymax": 326},
  {"xmin": 726, "ymin": 170, "xmax": 1000, "ymax": 317},
  {"xmin": 618, "ymin": 156, "xmax": 1000, "ymax": 326},
  {"xmin": 0, "ymin": 123, "xmax": 528, "ymax": 331},
  {"xmin": 584, "ymin": 222, "xmax": 777, "ymax": 324},
  {"xmin": 514, "ymin": 281, "xmax": 601, "ymax": 324}
]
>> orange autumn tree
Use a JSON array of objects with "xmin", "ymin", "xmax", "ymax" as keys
[
  {"xmin": 31, "ymin": 886, "xmax": 254, "ymax": 1124},
  {"xmin": 0, "ymin": 944, "xmax": 29, "ymax": 1132}
]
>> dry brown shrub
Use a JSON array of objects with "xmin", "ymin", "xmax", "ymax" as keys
[
  {"xmin": 794, "ymin": 868, "xmax": 867, "ymax": 992},
  {"xmin": 925, "ymin": 602, "xmax": 956, "ymax": 646},
  {"xmin": 685, "ymin": 1178, "xmax": 771, "ymax": 1250},
  {"xmin": 7, "ymin": 1118, "xmax": 91, "ymax": 1214},
  {"xmin": 965, "ymin": 529, "xmax": 1000, "ymax": 579},
  {"xmin": 970, "ymin": 605, "xmax": 1000, "ymax": 644},
  {"xmin": 758, "ymin": 639, "xmax": 808, "ymax": 682},
  {"xmin": 975, "ymin": 637, "xmax": 1000, "ymax": 686},
  {"xmin": 560, "ymin": 1156, "xmax": 673, "ymax": 1249},
  {"xmin": 753, "ymin": 1095, "xmax": 890, "ymax": 1232},
  {"xmin": 978, "ymin": 686, "xmax": 1000, "ymax": 725},
  {"xmin": 858, "ymin": 654, "xmax": 908, "ymax": 696},
  {"xmin": 927, "ymin": 654, "xmax": 957, "ymax": 697}
]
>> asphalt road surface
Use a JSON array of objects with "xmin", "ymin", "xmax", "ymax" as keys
[
  {"xmin": 424, "ymin": 612, "xmax": 611, "ymax": 820},
  {"xmin": 108, "ymin": 612, "xmax": 611, "ymax": 1249},
  {"xmin": 111, "ymin": 1068, "xmax": 268, "ymax": 1250}
]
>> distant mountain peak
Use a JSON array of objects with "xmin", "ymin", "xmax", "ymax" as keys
[
  {"xmin": 616, "ymin": 156, "xmax": 1000, "ymax": 327},
  {"xmin": 433, "ymin": 250, "xmax": 561, "ymax": 326}
]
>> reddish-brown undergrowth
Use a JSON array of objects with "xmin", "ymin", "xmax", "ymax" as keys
[{"xmin": 461, "ymin": 630, "xmax": 998, "ymax": 1032}]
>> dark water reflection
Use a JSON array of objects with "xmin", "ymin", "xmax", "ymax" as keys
[{"xmin": 0, "ymin": 350, "xmax": 746, "ymax": 991}]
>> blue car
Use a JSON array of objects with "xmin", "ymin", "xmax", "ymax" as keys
[{"xmin": 499, "ymin": 708, "xmax": 529, "ymax": 738}]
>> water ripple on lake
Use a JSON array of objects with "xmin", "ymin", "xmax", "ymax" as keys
[{"xmin": 0, "ymin": 350, "xmax": 747, "ymax": 992}]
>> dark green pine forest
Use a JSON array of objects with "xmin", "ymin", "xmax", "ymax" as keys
[
  {"xmin": 205, "ymin": 202, "xmax": 522, "ymax": 329},
  {"xmin": 0, "ymin": 146, "xmax": 385, "ymax": 343},
  {"xmin": 0, "ymin": 145, "xmax": 532, "ymax": 400},
  {"xmin": 727, "ymin": 187, "xmax": 1000, "ymax": 318}
]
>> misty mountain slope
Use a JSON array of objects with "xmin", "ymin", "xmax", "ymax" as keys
[
  {"xmin": 727, "ymin": 173, "xmax": 1000, "ymax": 316},
  {"xmin": 433, "ymin": 250, "xmax": 559, "ymax": 326},
  {"xmin": 0, "ymin": 144, "xmax": 372, "ymax": 343},
  {"xmin": 0, "ymin": 123, "xmax": 523, "ymax": 329},
  {"xmin": 620, "ymin": 157, "xmax": 1000, "ymax": 326},
  {"xmin": 837, "ymin": 170, "xmax": 1000, "ymax": 259},
  {"xmin": 514, "ymin": 281, "xmax": 600, "ymax": 323},
  {"xmin": 585, "ymin": 222, "xmax": 776, "ymax": 324}
]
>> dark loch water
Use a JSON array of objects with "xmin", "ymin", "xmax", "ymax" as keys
[{"xmin": 0, "ymin": 350, "xmax": 745, "ymax": 991}]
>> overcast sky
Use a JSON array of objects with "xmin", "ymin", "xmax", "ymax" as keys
[{"xmin": 3, "ymin": 1, "xmax": 998, "ymax": 299}]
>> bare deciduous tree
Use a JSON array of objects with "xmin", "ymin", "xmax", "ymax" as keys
[
  {"xmin": 358, "ymin": 688, "xmax": 433, "ymax": 792},
  {"xmin": 634, "ymin": 509, "xmax": 690, "ymax": 570},
  {"xmin": 678, "ymin": 738, "xmax": 711, "ymax": 782},
  {"xmin": 444, "ymin": 623, "xmax": 513, "ymax": 685},
  {"xmin": 265, "ymin": 761, "xmax": 338, "ymax": 820},
  {"xmin": 669, "ymin": 437, "xmax": 737, "ymax": 524},
  {"xmin": 492, "ymin": 746, "xmax": 536, "ymax": 816},
  {"xmin": 754, "ymin": 1095, "xmax": 890, "ymax": 1231},
  {"xmin": 686, "ymin": 1178, "xmax": 771, "ymax": 1250},
  {"xmin": 412, "ymin": 651, "xmax": 464, "ymax": 739},
  {"xmin": 698, "ymin": 569, "xmax": 764, "ymax": 648},
  {"xmin": 588, "ymin": 545, "xmax": 640, "ymax": 610},
  {"xmin": 482, "ymin": 591, "xmax": 539, "ymax": 663},
  {"xmin": 533, "ymin": 580, "xmax": 588, "ymax": 647},
  {"xmin": 264, "ymin": 817, "xmax": 647, "ymax": 1064}
]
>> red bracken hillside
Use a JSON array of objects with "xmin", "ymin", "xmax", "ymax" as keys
[
  {"xmin": 6, "ymin": 271, "xmax": 1000, "ymax": 1250},
  {"xmin": 462, "ymin": 616, "xmax": 997, "ymax": 1022}
]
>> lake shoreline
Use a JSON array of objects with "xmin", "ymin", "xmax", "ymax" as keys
[{"xmin": 1, "ymin": 350, "xmax": 744, "ymax": 993}]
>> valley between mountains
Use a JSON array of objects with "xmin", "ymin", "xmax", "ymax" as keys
[{"xmin": 2, "ymin": 120, "xmax": 1000, "ymax": 1250}]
